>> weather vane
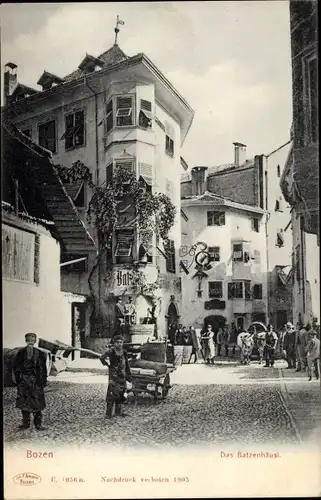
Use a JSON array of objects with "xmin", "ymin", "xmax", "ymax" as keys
[{"xmin": 114, "ymin": 15, "xmax": 125, "ymax": 46}]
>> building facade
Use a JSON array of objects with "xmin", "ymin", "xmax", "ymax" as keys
[
  {"xmin": 180, "ymin": 141, "xmax": 294, "ymax": 331},
  {"xmin": 180, "ymin": 155, "xmax": 268, "ymax": 332},
  {"xmin": 264, "ymin": 141, "xmax": 293, "ymax": 329},
  {"xmin": 2, "ymin": 121, "xmax": 91, "ymax": 349},
  {"xmin": 3, "ymin": 42, "xmax": 194, "ymax": 341},
  {"xmin": 280, "ymin": 0, "xmax": 319, "ymax": 325}
]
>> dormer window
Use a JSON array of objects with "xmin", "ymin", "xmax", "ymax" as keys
[
  {"xmin": 78, "ymin": 54, "xmax": 104, "ymax": 74},
  {"xmin": 37, "ymin": 71, "xmax": 65, "ymax": 91}
]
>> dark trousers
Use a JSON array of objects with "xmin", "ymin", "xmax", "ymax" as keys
[
  {"xmin": 217, "ymin": 344, "xmax": 222, "ymax": 356},
  {"xmin": 286, "ymin": 348, "xmax": 296, "ymax": 368},
  {"xmin": 264, "ymin": 346, "xmax": 275, "ymax": 366},
  {"xmin": 106, "ymin": 399, "xmax": 123, "ymax": 417},
  {"xmin": 224, "ymin": 344, "xmax": 229, "ymax": 357},
  {"xmin": 22, "ymin": 410, "xmax": 42, "ymax": 427}
]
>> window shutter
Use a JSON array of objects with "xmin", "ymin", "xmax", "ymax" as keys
[
  {"xmin": 106, "ymin": 162, "xmax": 113, "ymax": 184},
  {"xmin": 64, "ymin": 114, "xmax": 74, "ymax": 149},
  {"xmin": 139, "ymin": 162, "xmax": 153, "ymax": 185},
  {"xmin": 165, "ymin": 239, "xmax": 176, "ymax": 273},
  {"xmin": 106, "ymin": 100, "xmax": 113, "ymax": 133},
  {"xmin": 74, "ymin": 110, "xmax": 85, "ymax": 146},
  {"xmin": 166, "ymin": 178, "xmax": 174, "ymax": 199},
  {"xmin": 2, "ymin": 225, "xmax": 35, "ymax": 282},
  {"xmin": 115, "ymin": 160, "xmax": 134, "ymax": 177},
  {"xmin": 141, "ymin": 99, "xmax": 152, "ymax": 112}
]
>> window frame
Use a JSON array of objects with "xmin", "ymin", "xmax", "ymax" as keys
[
  {"xmin": 38, "ymin": 119, "xmax": 57, "ymax": 154},
  {"xmin": 208, "ymin": 246, "xmax": 220, "ymax": 262},
  {"xmin": 252, "ymin": 283, "xmax": 263, "ymax": 300},
  {"xmin": 115, "ymin": 94, "xmax": 135, "ymax": 128},
  {"xmin": 251, "ymin": 218, "xmax": 260, "ymax": 232},
  {"xmin": 208, "ymin": 281, "xmax": 223, "ymax": 298},
  {"xmin": 207, "ymin": 211, "xmax": 226, "ymax": 226},
  {"xmin": 63, "ymin": 109, "xmax": 86, "ymax": 151},
  {"xmin": 165, "ymin": 239, "xmax": 176, "ymax": 274},
  {"xmin": 228, "ymin": 281, "xmax": 243, "ymax": 299}
]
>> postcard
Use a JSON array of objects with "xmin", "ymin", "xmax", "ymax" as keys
[{"xmin": 2, "ymin": 1, "xmax": 320, "ymax": 499}]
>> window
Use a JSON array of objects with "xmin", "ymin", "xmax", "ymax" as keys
[
  {"xmin": 106, "ymin": 159, "xmax": 135, "ymax": 185},
  {"xmin": 208, "ymin": 246, "xmax": 220, "ymax": 262},
  {"xmin": 305, "ymin": 55, "xmax": 318, "ymax": 143},
  {"xmin": 275, "ymin": 197, "xmax": 283, "ymax": 211},
  {"xmin": 62, "ymin": 254, "xmax": 87, "ymax": 272},
  {"xmin": 165, "ymin": 239, "xmax": 176, "ymax": 273},
  {"xmin": 38, "ymin": 120, "xmax": 56, "ymax": 153},
  {"xmin": 139, "ymin": 99, "xmax": 153, "ymax": 129},
  {"xmin": 276, "ymin": 232, "xmax": 284, "ymax": 247},
  {"xmin": 116, "ymin": 96, "xmax": 133, "ymax": 127},
  {"xmin": 253, "ymin": 284, "xmax": 263, "ymax": 299},
  {"xmin": 106, "ymin": 100, "xmax": 113, "ymax": 133},
  {"xmin": 2, "ymin": 224, "xmax": 37, "ymax": 283},
  {"xmin": 277, "ymin": 164, "xmax": 281, "ymax": 177},
  {"xmin": 139, "ymin": 162, "xmax": 153, "ymax": 188},
  {"xmin": 115, "ymin": 230, "xmax": 134, "ymax": 263},
  {"xmin": 232, "ymin": 242, "xmax": 250, "ymax": 263},
  {"xmin": 251, "ymin": 218, "xmax": 260, "ymax": 232},
  {"xmin": 233, "ymin": 243, "xmax": 243, "ymax": 261},
  {"xmin": 209, "ymin": 281, "xmax": 223, "ymax": 298},
  {"xmin": 228, "ymin": 282, "xmax": 243, "ymax": 299},
  {"xmin": 244, "ymin": 281, "xmax": 251, "ymax": 300},
  {"xmin": 21, "ymin": 128, "xmax": 31, "ymax": 138},
  {"xmin": 62, "ymin": 110, "xmax": 85, "ymax": 150},
  {"xmin": 295, "ymin": 244, "xmax": 301, "ymax": 282},
  {"xmin": 165, "ymin": 135, "xmax": 174, "ymax": 156},
  {"xmin": 207, "ymin": 211, "xmax": 225, "ymax": 226}
]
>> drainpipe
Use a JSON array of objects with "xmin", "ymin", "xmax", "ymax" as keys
[
  {"xmin": 84, "ymin": 76, "xmax": 101, "ymax": 315},
  {"xmin": 84, "ymin": 76, "xmax": 99, "ymax": 186},
  {"xmin": 264, "ymin": 157, "xmax": 270, "ymax": 325}
]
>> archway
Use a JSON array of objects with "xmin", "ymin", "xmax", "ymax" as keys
[
  {"xmin": 204, "ymin": 315, "xmax": 226, "ymax": 333},
  {"xmin": 167, "ymin": 302, "xmax": 179, "ymax": 341}
]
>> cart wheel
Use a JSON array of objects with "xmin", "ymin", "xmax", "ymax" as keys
[{"xmin": 161, "ymin": 374, "xmax": 170, "ymax": 399}]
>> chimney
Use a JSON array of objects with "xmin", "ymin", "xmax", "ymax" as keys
[
  {"xmin": 233, "ymin": 142, "xmax": 247, "ymax": 167},
  {"xmin": 191, "ymin": 167, "xmax": 208, "ymax": 196},
  {"xmin": 4, "ymin": 62, "xmax": 18, "ymax": 104}
]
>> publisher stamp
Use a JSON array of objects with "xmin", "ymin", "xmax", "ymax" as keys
[{"xmin": 13, "ymin": 472, "xmax": 42, "ymax": 486}]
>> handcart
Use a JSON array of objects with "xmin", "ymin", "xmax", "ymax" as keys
[{"xmin": 128, "ymin": 358, "xmax": 176, "ymax": 401}]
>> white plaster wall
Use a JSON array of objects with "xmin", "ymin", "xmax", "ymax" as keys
[
  {"xmin": 3, "ymin": 230, "xmax": 73, "ymax": 349},
  {"xmin": 180, "ymin": 204, "xmax": 268, "ymax": 328},
  {"xmin": 265, "ymin": 144, "xmax": 292, "ymax": 270}
]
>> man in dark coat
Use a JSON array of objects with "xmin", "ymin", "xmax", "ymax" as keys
[
  {"xmin": 100, "ymin": 335, "xmax": 132, "ymax": 418},
  {"xmin": 283, "ymin": 322, "xmax": 296, "ymax": 369},
  {"xmin": 13, "ymin": 333, "xmax": 47, "ymax": 430}
]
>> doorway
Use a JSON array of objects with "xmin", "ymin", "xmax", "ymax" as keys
[
  {"xmin": 167, "ymin": 302, "xmax": 179, "ymax": 341},
  {"xmin": 276, "ymin": 310, "xmax": 287, "ymax": 330},
  {"xmin": 204, "ymin": 315, "xmax": 226, "ymax": 333},
  {"xmin": 71, "ymin": 302, "xmax": 86, "ymax": 360}
]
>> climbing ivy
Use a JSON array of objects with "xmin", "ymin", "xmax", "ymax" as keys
[{"xmin": 55, "ymin": 161, "xmax": 94, "ymax": 188}]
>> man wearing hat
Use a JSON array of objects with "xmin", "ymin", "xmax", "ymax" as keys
[
  {"xmin": 13, "ymin": 333, "xmax": 47, "ymax": 430},
  {"xmin": 283, "ymin": 323, "xmax": 297, "ymax": 369},
  {"xmin": 100, "ymin": 335, "xmax": 132, "ymax": 418}
]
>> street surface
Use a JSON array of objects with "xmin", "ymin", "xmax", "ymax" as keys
[{"xmin": 4, "ymin": 359, "xmax": 321, "ymax": 450}]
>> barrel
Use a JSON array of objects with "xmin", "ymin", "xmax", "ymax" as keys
[
  {"xmin": 130, "ymin": 334, "xmax": 150, "ymax": 345},
  {"xmin": 141, "ymin": 342, "xmax": 166, "ymax": 363},
  {"xmin": 129, "ymin": 324, "xmax": 155, "ymax": 345},
  {"xmin": 182, "ymin": 345, "xmax": 193, "ymax": 364},
  {"xmin": 173, "ymin": 345, "xmax": 184, "ymax": 367}
]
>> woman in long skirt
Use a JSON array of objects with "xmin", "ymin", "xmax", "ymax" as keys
[{"xmin": 201, "ymin": 325, "xmax": 216, "ymax": 364}]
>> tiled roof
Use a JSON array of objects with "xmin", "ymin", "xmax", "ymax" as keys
[
  {"xmin": 2, "ymin": 119, "xmax": 95, "ymax": 253},
  {"xmin": 207, "ymin": 159, "xmax": 255, "ymax": 176},
  {"xmin": 64, "ymin": 44, "xmax": 128, "ymax": 83}
]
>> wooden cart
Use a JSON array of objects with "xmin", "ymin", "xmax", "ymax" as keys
[{"xmin": 129, "ymin": 359, "xmax": 176, "ymax": 401}]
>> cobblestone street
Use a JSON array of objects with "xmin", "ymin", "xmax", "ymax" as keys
[{"xmin": 4, "ymin": 360, "xmax": 321, "ymax": 451}]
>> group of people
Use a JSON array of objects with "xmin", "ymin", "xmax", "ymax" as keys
[{"xmin": 280, "ymin": 322, "xmax": 320, "ymax": 381}]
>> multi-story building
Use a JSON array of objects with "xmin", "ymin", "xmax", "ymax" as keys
[
  {"xmin": 180, "ymin": 141, "xmax": 294, "ymax": 331},
  {"xmin": 280, "ymin": 0, "xmax": 319, "ymax": 325},
  {"xmin": 3, "ymin": 39, "xmax": 194, "ymax": 343},
  {"xmin": 264, "ymin": 141, "xmax": 293, "ymax": 329},
  {"xmin": 180, "ymin": 144, "xmax": 268, "ymax": 331},
  {"xmin": 2, "ymin": 119, "xmax": 94, "ymax": 349}
]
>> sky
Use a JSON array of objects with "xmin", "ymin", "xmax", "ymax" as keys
[{"xmin": 1, "ymin": 1, "xmax": 293, "ymax": 167}]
